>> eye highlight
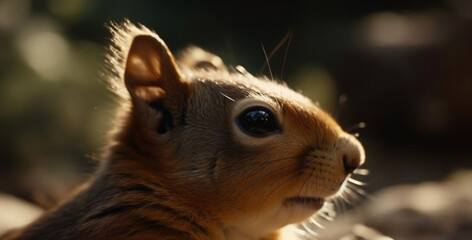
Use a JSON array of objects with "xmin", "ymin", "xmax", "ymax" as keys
[{"xmin": 236, "ymin": 106, "xmax": 280, "ymax": 137}]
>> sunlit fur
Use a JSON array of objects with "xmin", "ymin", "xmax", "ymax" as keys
[
  {"xmin": 1, "ymin": 21, "xmax": 365, "ymax": 240},
  {"xmin": 296, "ymin": 169, "xmax": 370, "ymax": 240}
]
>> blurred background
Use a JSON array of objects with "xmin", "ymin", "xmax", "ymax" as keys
[{"xmin": 0, "ymin": 0, "xmax": 471, "ymax": 237}]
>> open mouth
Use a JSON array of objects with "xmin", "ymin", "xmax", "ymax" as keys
[{"xmin": 283, "ymin": 197, "xmax": 325, "ymax": 209}]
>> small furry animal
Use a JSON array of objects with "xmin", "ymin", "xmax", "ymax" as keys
[{"xmin": 1, "ymin": 21, "xmax": 365, "ymax": 240}]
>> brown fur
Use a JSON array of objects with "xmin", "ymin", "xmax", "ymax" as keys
[{"xmin": 1, "ymin": 21, "xmax": 365, "ymax": 240}]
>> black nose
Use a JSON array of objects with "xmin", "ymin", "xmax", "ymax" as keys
[
  {"xmin": 343, "ymin": 153, "xmax": 361, "ymax": 175},
  {"xmin": 336, "ymin": 133, "xmax": 365, "ymax": 175}
]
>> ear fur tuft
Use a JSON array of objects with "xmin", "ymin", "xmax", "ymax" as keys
[{"xmin": 106, "ymin": 20, "xmax": 187, "ymax": 105}]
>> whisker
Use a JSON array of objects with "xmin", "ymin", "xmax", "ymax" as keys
[
  {"xmin": 309, "ymin": 218, "xmax": 325, "ymax": 229},
  {"xmin": 258, "ymin": 170, "xmax": 303, "ymax": 208},
  {"xmin": 260, "ymin": 31, "xmax": 292, "ymax": 76},
  {"xmin": 353, "ymin": 168, "xmax": 369, "ymax": 175},
  {"xmin": 247, "ymin": 160, "xmax": 300, "ymax": 189},
  {"xmin": 318, "ymin": 209, "xmax": 334, "ymax": 221},
  {"xmin": 342, "ymin": 186, "xmax": 361, "ymax": 203},
  {"xmin": 256, "ymin": 165, "xmax": 302, "ymax": 196},
  {"xmin": 331, "ymin": 196, "xmax": 341, "ymax": 214},
  {"xmin": 175, "ymin": 156, "xmax": 297, "ymax": 182},
  {"xmin": 305, "ymin": 170, "xmax": 316, "ymax": 201},
  {"xmin": 306, "ymin": 153, "xmax": 332, "ymax": 161},
  {"xmin": 235, "ymin": 155, "xmax": 298, "ymax": 180},
  {"xmin": 346, "ymin": 183, "xmax": 372, "ymax": 201},
  {"xmin": 260, "ymin": 42, "xmax": 274, "ymax": 80},
  {"xmin": 291, "ymin": 225, "xmax": 312, "ymax": 240},
  {"xmin": 295, "ymin": 168, "xmax": 313, "ymax": 202},
  {"xmin": 220, "ymin": 92, "xmax": 235, "ymax": 102},
  {"xmin": 331, "ymin": 196, "xmax": 343, "ymax": 215},
  {"xmin": 280, "ymin": 32, "xmax": 292, "ymax": 81},
  {"xmin": 346, "ymin": 183, "xmax": 367, "ymax": 196},
  {"xmin": 338, "ymin": 191, "xmax": 354, "ymax": 206},
  {"xmin": 299, "ymin": 169, "xmax": 315, "ymax": 209},
  {"xmin": 347, "ymin": 177, "xmax": 367, "ymax": 186},
  {"xmin": 319, "ymin": 200, "xmax": 336, "ymax": 221},
  {"xmin": 302, "ymin": 215, "xmax": 327, "ymax": 239},
  {"xmin": 289, "ymin": 134, "xmax": 313, "ymax": 151},
  {"xmin": 301, "ymin": 221, "xmax": 319, "ymax": 237},
  {"xmin": 252, "ymin": 156, "xmax": 299, "ymax": 168},
  {"xmin": 246, "ymin": 168, "xmax": 301, "ymax": 222},
  {"xmin": 235, "ymin": 156, "xmax": 302, "ymax": 204},
  {"xmin": 341, "ymin": 196, "xmax": 349, "ymax": 213}
]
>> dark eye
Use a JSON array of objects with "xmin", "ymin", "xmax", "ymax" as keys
[{"xmin": 236, "ymin": 106, "xmax": 280, "ymax": 137}]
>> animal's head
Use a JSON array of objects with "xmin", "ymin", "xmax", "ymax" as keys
[{"xmin": 108, "ymin": 22, "xmax": 365, "ymax": 237}]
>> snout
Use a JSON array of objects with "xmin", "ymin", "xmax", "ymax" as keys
[{"xmin": 335, "ymin": 133, "xmax": 365, "ymax": 175}]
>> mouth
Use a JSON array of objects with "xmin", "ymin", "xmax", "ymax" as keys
[{"xmin": 283, "ymin": 197, "xmax": 325, "ymax": 210}]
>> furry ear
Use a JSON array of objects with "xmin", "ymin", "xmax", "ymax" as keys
[
  {"xmin": 124, "ymin": 34, "xmax": 188, "ymax": 134},
  {"xmin": 177, "ymin": 46, "xmax": 227, "ymax": 72},
  {"xmin": 124, "ymin": 34, "xmax": 187, "ymax": 104}
]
